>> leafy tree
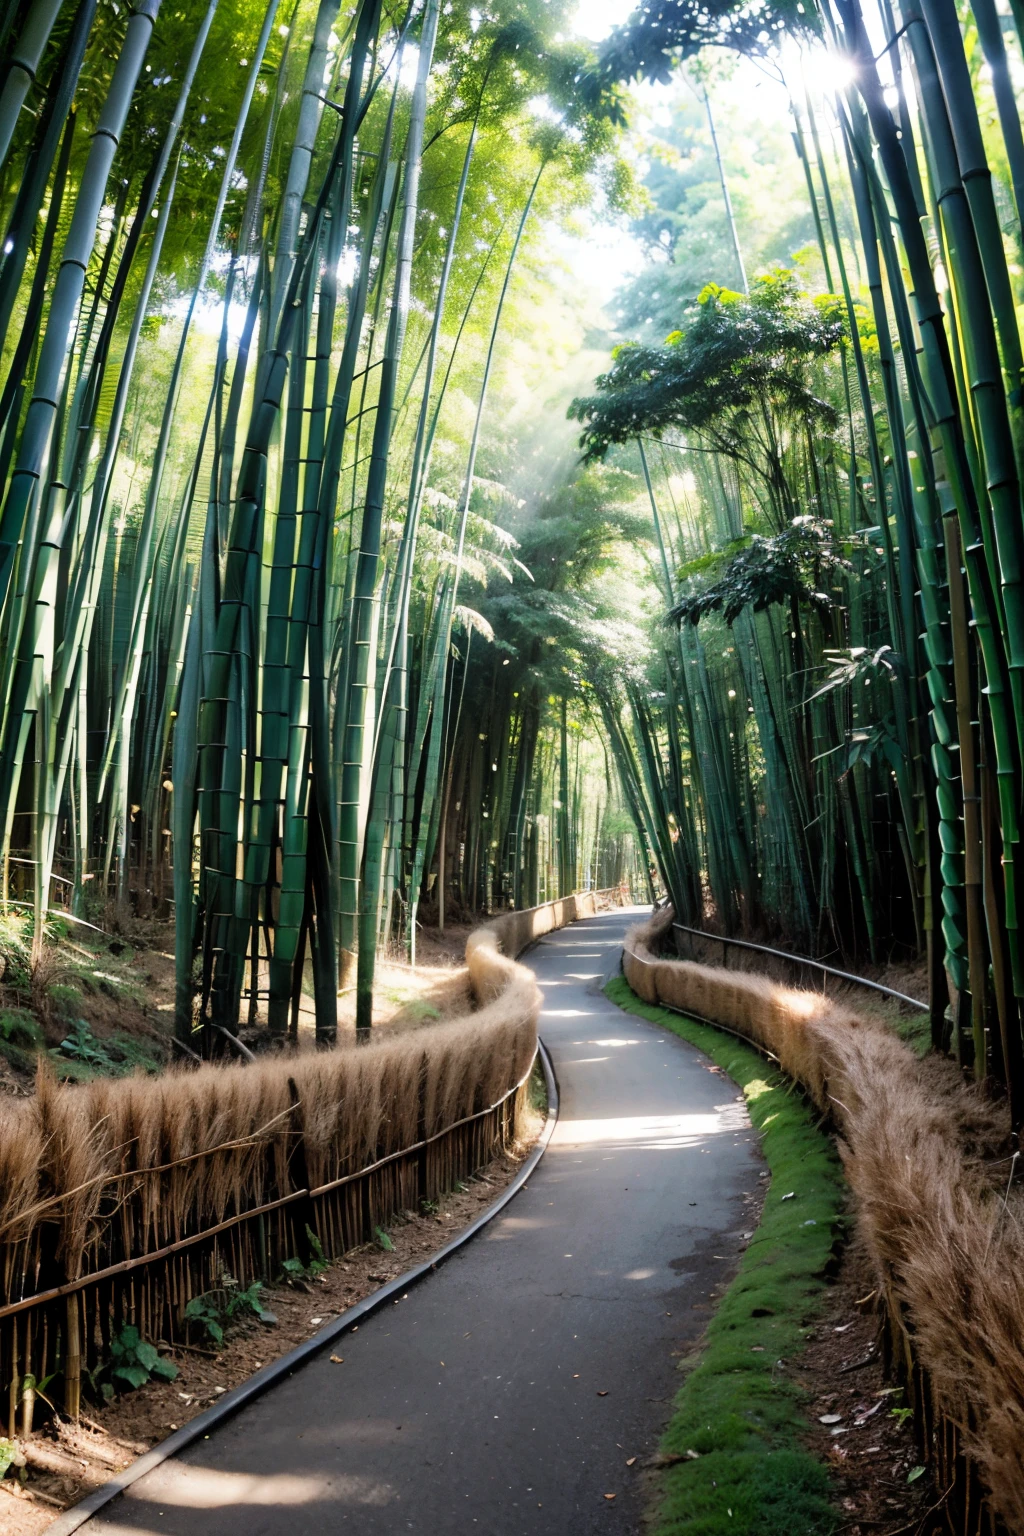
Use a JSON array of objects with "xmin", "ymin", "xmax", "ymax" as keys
[
  {"xmin": 571, "ymin": 271, "xmax": 843, "ymax": 526},
  {"xmin": 669, "ymin": 515, "xmax": 850, "ymax": 627},
  {"xmin": 592, "ymin": 0, "xmax": 819, "ymax": 84}
]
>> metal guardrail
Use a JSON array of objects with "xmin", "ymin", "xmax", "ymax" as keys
[{"xmin": 671, "ymin": 921, "xmax": 929, "ymax": 1012}]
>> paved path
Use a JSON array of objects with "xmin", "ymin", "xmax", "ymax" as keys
[{"xmin": 90, "ymin": 909, "xmax": 760, "ymax": 1536}]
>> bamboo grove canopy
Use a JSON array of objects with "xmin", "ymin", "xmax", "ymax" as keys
[
  {"xmin": 5, "ymin": 0, "xmax": 1024, "ymax": 1130},
  {"xmin": 0, "ymin": 0, "xmax": 629, "ymax": 1048}
]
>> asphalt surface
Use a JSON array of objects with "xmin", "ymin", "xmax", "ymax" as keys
[{"xmin": 89, "ymin": 907, "xmax": 761, "ymax": 1535}]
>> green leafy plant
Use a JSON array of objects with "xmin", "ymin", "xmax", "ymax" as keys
[
  {"xmin": 184, "ymin": 1276, "xmax": 277, "ymax": 1344},
  {"xmin": 90, "ymin": 1325, "xmax": 178, "ymax": 1400},
  {"xmin": 374, "ymin": 1226, "xmax": 395, "ymax": 1252},
  {"xmin": 669, "ymin": 518, "xmax": 850, "ymax": 628},
  {"xmin": 55, "ymin": 1019, "xmax": 109, "ymax": 1066},
  {"xmin": 281, "ymin": 1228, "xmax": 329, "ymax": 1285}
]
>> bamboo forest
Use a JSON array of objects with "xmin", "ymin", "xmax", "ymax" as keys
[{"xmin": 3, "ymin": 0, "xmax": 1024, "ymax": 1529}]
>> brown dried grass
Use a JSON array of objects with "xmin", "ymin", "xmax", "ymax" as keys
[
  {"xmin": 623, "ymin": 910, "xmax": 1024, "ymax": 1530},
  {"xmin": 0, "ymin": 895, "xmax": 607, "ymax": 1306}
]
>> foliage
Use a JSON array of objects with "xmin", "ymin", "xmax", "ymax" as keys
[
  {"xmin": 0, "ymin": 1009, "xmax": 43, "ymax": 1050},
  {"xmin": 0, "ymin": 1438, "xmax": 24, "ymax": 1480},
  {"xmin": 669, "ymin": 518, "xmax": 849, "ymax": 626},
  {"xmin": 571, "ymin": 274, "xmax": 843, "ymax": 491},
  {"xmin": 91, "ymin": 1325, "xmax": 179, "ymax": 1400},
  {"xmin": 594, "ymin": 0, "xmax": 820, "ymax": 84},
  {"xmin": 185, "ymin": 1276, "xmax": 277, "ymax": 1344},
  {"xmin": 54, "ymin": 1018, "xmax": 110, "ymax": 1067},
  {"xmin": 281, "ymin": 1228, "xmax": 329, "ymax": 1283}
]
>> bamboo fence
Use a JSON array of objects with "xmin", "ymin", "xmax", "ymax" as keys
[
  {"xmin": 623, "ymin": 912, "xmax": 1017, "ymax": 1536},
  {"xmin": 0, "ymin": 888, "xmax": 625, "ymax": 1435}
]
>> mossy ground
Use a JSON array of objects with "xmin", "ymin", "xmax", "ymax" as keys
[{"xmin": 606, "ymin": 976, "xmax": 845, "ymax": 1536}]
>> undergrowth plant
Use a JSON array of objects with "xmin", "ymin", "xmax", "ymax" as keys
[
  {"xmin": 281, "ymin": 1228, "xmax": 329, "ymax": 1284},
  {"xmin": 185, "ymin": 1276, "xmax": 278, "ymax": 1345},
  {"xmin": 88, "ymin": 1325, "xmax": 178, "ymax": 1401}
]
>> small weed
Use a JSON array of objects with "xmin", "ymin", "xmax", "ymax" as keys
[
  {"xmin": 0, "ymin": 1437, "xmax": 25, "ymax": 1480},
  {"xmin": 89, "ymin": 1325, "xmax": 178, "ymax": 1401},
  {"xmin": 374, "ymin": 1226, "xmax": 395, "ymax": 1252},
  {"xmin": 47, "ymin": 1018, "xmax": 161, "ymax": 1080},
  {"xmin": 281, "ymin": 1228, "xmax": 329, "ymax": 1283},
  {"xmin": 420, "ymin": 1197, "xmax": 438, "ymax": 1215},
  {"xmin": 55, "ymin": 1018, "xmax": 109, "ymax": 1066},
  {"xmin": 184, "ymin": 1275, "xmax": 277, "ymax": 1344},
  {"xmin": 528, "ymin": 1057, "xmax": 548, "ymax": 1116}
]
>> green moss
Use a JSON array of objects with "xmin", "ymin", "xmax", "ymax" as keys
[
  {"xmin": 606, "ymin": 976, "xmax": 844, "ymax": 1536},
  {"xmin": 891, "ymin": 1009, "xmax": 931, "ymax": 1057}
]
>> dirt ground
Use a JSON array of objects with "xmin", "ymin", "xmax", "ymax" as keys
[
  {"xmin": 798, "ymin": 1241, "xmax": 938, "ymax": 1536},
  {"xmin": 0, "ymin": 1133, "xmax": 540, "ymax": 1534}
]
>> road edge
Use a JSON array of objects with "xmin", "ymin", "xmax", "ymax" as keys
[{"xmin": 45, "ymin": 1039, "xmax": 559, "ymax": 1535}]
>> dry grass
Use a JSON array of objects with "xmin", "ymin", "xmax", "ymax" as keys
[
  {"xmin": 0, "ymin": 893, "xmax": 613, "ymax": 1302},
  {"xmin": 623, "ymin": 909, "xmax": 1024, "ymax": 1531}
]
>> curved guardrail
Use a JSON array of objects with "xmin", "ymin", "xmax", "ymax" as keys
[{"xmin": 670, "ymin": 919, "xmax": 928, "ymax": 1012}]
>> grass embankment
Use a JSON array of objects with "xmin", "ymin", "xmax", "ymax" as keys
[{"xmin": 606, "ymin": 976, "xmax": 844, "ymax": 1536}]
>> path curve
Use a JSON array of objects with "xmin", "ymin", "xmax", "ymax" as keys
[{"xmin": 87, "ymin": 908, "xmax": 761, "ymax": 1535}]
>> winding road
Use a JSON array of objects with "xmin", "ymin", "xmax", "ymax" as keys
[{"xmin": 86, "ymin": 908, "xmax": 761, "ymax": 1535}]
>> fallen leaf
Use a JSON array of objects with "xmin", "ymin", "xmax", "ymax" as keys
[
  {"xmin": 603, "ymin": 1493, "xmax": 616, "ymax": 1501},
  {"xmin": 819, "ymin": 1414, "xmax": 843, "ymax": 1425},
  {"xmin": 907, "ymin": 1466, "xmax": 926, "ymax": 1484},
  {"xmin": 686, "ymin": 1449, "xmax": 700, "ymax": 1460},
  {"xmin": 597, "ymin": 1390, "xmax": 609, "ymax": 1397},
  {"xmin": 330, "ymin": 1356, "xmax": 344, "ymax": 1364},
  {"xmin": 781, "ymin": 1191, "xmax": 795, "ymax": 1201},
  {"xmin": 310, "ymin": 1317, "xmax": 323, "ymax": 1325},
  {"xmin": 626, "ymin": 1457, "xmax": 637, "ymax": 1467}
]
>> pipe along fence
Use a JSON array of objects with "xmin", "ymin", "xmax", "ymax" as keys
[
  {"xmin": 670, "ymin": 920, "xmax": 929, "ymax": 1014},
  {"xmin": 623, "ymin": 911, "xmax": 1019, "ymax": 1536},
  {"xmin": 0, "ymin": 889, "xmax": 626, "ymax": 1436}
]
